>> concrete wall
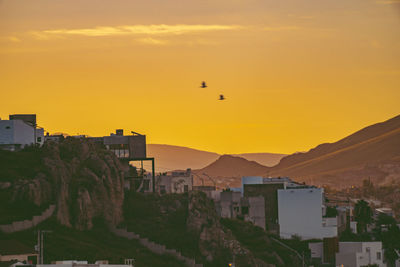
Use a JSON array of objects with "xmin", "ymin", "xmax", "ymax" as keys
[
  {"xmin": 155, "ymin": 174, "xmax": 192, "ymax": 194},
  {"xmin": 110, "ymin": 226, "xmax": 202, "ymax": 267},
  {"xmin": 12, "ymin": 120, "xmax": 36, "ymax": 146},
  {"xmin": 335, "ymin": 252, "xmax": 357, "ymax": 267},
  {"xmin": 309, "ymin": 242, "xmax": 323, "ymax": 259},
  {"xmin": 336, "ymin": 242, "xmax": 386, "ymax": 267},
  {"xmin": 0, "ymin": 253, "xmax": 37, "ymax": 262},
  {"xmin": 247, "ymin": 196, "xmax": 265, "ymax": 230},
  {"xmin": 277, "ymin": 188, "xmax": 337, "ymax": 239},
  {"xmin": 0, "ymin": 120, "xmax": 36, "ymax": 147},
  {"xmin": 244, "ymin": 183, "xmax": 284, "ymax": 233},
  {"xmin": 0, "ymin": 205, "xmax": 55, "ymax": 233}
]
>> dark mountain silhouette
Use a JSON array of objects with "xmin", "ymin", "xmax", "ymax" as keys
[
  {"xmin": 268, "ymin": 114, "xmax": 400, "ymax": 187},
  {"xmin": 147, "ymin": 144, "xmax": 286, "ymax": 171},
  {"xmin": 196, "ymin": 154, "xmax": 270, "ymax": 178},
  {"xmin": 190, "ymin": 114, "xmax": 400, "ymax": 189}
]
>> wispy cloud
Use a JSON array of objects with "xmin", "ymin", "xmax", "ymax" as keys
[
  {"xmin": 263, "ymin": 26, "xmax": 301, "ymax": 32},
  {"xmin": 136, "ymin": 37, "xmax": 169, "ymax": 45},
  {"xmin": 0, "ymin": 36, "xmax": 21, "ymax": 43},
  {"xmin": 31, "ymin": 24, "xmax": 244, "ymax": 40}
]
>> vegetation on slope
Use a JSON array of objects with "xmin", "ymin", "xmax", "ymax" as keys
[
  {"xmin": 123, "ymin": 192, "xmax": 203, "ymax": 262},
  {"xmin": 0, "ymin": 218, "xmax": 185, "ymax": 267},
  {"xmin": 220, "ymin": 219, "xmax": 304, "ymax": 267}
]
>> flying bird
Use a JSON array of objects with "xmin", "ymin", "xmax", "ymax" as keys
[
  {"xmin": 200, "ymin": 81, "xmax": 207, "ymax": 88},
  {"xmin": 219, "ymin": 94, "xmax": 225, "ymax": 100}
]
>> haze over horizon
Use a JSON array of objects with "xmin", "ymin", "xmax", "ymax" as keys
[{"xmin": 1, "ymin": 0, "xmax": 399, "ymax": 155}]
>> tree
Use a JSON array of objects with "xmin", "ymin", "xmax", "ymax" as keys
[
  {"xmin": 354, "ymin": 199, "xmax": 373, "ymax": 234},
  {"xmin": 362, "ymin": 178, "xmax": 375, "ymax": 197}
]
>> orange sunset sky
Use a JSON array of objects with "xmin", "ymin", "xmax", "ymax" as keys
[{"xmin": 0, "ymin": 0, "xmax": 399, "ymax": 154}]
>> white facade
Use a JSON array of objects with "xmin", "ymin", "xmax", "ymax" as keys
[
  {"xmin": 336, "ymin": 242, "xmax": 386, "ymax": 267},
  {"xmin": 156, "ymin": 169, "xmax": 193, "ymax": 194},
  {"xmin": 0, "ymin": 119, "xmax": 44, "ymax": 150},
  {"xmin": 277, "ymin": 187, "xmax": 337, "ymax": 239}
]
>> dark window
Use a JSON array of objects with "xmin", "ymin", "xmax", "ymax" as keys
[
  {"xmin": 184, "ymin": 185, "xmax": 189, "ymax": 192},
  {"xmin": 242, "ymin": 206, "xmax": 249, "ymax": 215},
  {"xmin": 5, "ymin": 126, "xmax": 10, "ymax": 129},
  {"xmin": 377, "ymin": 252, "xmax": 381, "ymax": 260},
  {"xmin": 160, "ymin": 185, "xmax": 166, "ymax": 194},
  {"xmin": 143, "ymin": 180, "xmax": 150, "ymax": 191},
  {"xmin": 37, "ymin": 137, "xmax": 42, "ymax": 142}
]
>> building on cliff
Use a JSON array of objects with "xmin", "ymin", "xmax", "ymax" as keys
[
  {"xmin": 90, "ymin": 129, "xmax": 156, "ymax": 192},
  {"xmin": 136, "ymin": 168, "xmax": 193, "ymax": 194},
  {"xmin": 0, "ymin": 114, "xmax": 44, "ymax": 151}
]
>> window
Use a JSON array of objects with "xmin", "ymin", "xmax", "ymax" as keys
[
  {"xmin": 37, "ymin": 137, "xmax": 42, "ymax": 142},
  {"xmin": 184, "ymin": 185, "xmax": 189, "ymax": 192},
  {"xmin": 377, "ymin": 252, "xmax": 381, "ymax": 260},
  {"xmin": 143, "ymin": 180, "xmax": 150, "ymax": 191},
  {"xmin": 242, "ymin": 206, "xmax": 249, "ymax": 215},
  {"xmin": 160, "ymin": 185, "xmax": 166, "ymax": 194},
  {"xmin": 5, "ymin": 126, "xmax": 10, "ymax": 129}
]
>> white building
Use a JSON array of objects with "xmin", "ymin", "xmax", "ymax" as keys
[
  {"xmin": 156, "ymin": 169, "xmax": 193, "ymax": 194},
  {"xmin": 0, "ymin": 114, "xmax": 44, "ymax": 151},
  {"xmin": 278, "ymin": 187, "xmax": 337, "ymax": 239},
  {"xmin": 134, "ymin": 169, "xmax": 193, "ymax": 194},
  {"xmin": 335, "ymin": 242, "xmax": 386, "ymax": 267}
]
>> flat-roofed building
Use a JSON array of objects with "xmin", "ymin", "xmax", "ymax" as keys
[
  {"xmin": 0, "ymin": 114, "xmax": 44, "ymax": 151},
  {"xmin": 278, "ymin": 187, "xmax": 337, "ymax": 239}
]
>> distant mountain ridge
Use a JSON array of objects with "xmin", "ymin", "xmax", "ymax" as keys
[
  {"xmin": 195, "ymin": 154, "xmax": 270, "ymax": 178},
  {"xmin": 193, "ymin": 114, "xmax": 400, "ymax": 189},
  {"xmin": 268, "ymin": 114, "xmax": 400, "ymax": 187},
  {"xmin": 147, "ymin": 144, "xmax": 286, "ymax": 171}
]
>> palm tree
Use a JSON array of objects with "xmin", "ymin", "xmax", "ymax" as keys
[{"xmin": 354, "ymin": 199, "xmax": 373, "ymax": 234}]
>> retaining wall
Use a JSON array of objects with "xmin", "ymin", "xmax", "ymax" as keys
[
  {"xmin": 0, "ymin": 205, "xmax": 56, "ymax": 233},
  {"xmin": 110, "ymin": 226, "xmax": 202, "ymax": 267}
]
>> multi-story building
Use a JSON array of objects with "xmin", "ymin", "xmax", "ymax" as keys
[
  {"xmin": 239, "ymin": 176, "xmax": 338, "ymax": 239},
  {"xmin": 278, "ymin": 187, "xmax": 337, "ymax": 239},
  {"xmin": 0, "ymin": 114, "xmax": 44, "ymax": 151}
]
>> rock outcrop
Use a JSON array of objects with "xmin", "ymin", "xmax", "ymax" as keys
[
  {"xmin": 5, "ymin": 138, "xmax": 125, "ymax": 230},
  {"xmin": 187, "ymin": 191, "xmax": 274, "ymax": 267}
]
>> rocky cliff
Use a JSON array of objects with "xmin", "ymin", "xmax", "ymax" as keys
[
  {"xmin": 0, "ymin": 138, "xmax": 125, "ymax": 230},
  {"xmin": 187, "ymin": 191, "xmax": 275, "ymax": 267}
]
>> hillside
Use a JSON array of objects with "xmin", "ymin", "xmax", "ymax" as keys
[
  {"xmin": 0, "ymin": 138, "xmax": 125, "ymax": 230},
  {"xmin": 1, "ymin": 140, "xmax": 300, "ymax": 267},
  {"xmin": 147, "ymin": 144, "xmax": 220, "ymax": 171},
  {"xmin": 267, "ymin": 115, "xmax": 400, "ymax": 187},
  {"xmin": 147, "ymin": 144, "xmax": 286, "ymax": 171},
  {"xmin": 0, "ymin": 218, "xmax": 185, "ymax": 267},
  {"xmin": 191, "ymin": 115, "xmax": 400, "ymax": 189},
  {"xmin": 193, "ymin": 155, "xmax": 270, "ymax": 188},
  {"xmin": 231, "ymin": 153, "xmax": 286, "ymax": 167}
]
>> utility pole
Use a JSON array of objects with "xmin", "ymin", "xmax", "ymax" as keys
[{"xmin": 36, "ymin": 230, "xmax": 52, "ymax": 264}]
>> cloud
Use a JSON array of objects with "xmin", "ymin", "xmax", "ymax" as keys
[
  {"xmin": 263, "ymin": 26, "xmax": 301, "ymax": 32},
  {"xmin": 31, "ymin": 24, "xmax": 244, "ymax": 39},
  {"xmin": 0, "ymin": 36, "xmax": 21, "ymax": 43},
  {"xmin": 136, "ymin": 37, "xmax": 169, "ymax": 45}
]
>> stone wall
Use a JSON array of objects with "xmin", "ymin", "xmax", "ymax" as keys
[
  {"xmin": 109, "ymin": 226, "xmax": 202, "ymax": 267},
  {"xmin": 0, "ymin": 205, "xmax": 55, "ymax": 233}
]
